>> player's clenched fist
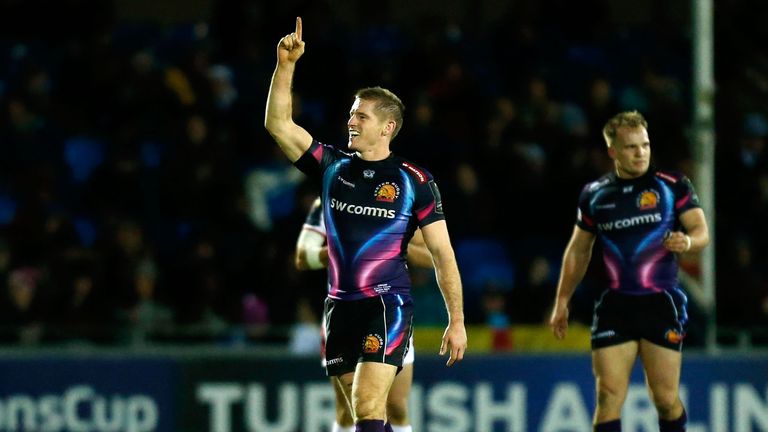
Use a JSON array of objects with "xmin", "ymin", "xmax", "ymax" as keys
[{"xmin": 277, "ymin": 17, "xmax": 305, "ymax": 64}]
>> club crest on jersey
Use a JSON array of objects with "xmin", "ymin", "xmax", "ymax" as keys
[
  {"xmin": 637, "ymin": 189, "xmax": 659, "ymax": 210},
  {"xmin": 363, "ymin": 334, "xmax": 384, "ymax": 353},
  {"xmin": 363, "ymin": 169, "xmax": 375, "ymax": 179},
  {"xmin": 374, "ymin": 182, "xmax": 400, "ymax": 202}
]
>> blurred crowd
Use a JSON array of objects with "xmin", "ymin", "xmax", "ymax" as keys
[{"xmin": 0, "ymin": 0, "xmax": 767, "ymax": 348}]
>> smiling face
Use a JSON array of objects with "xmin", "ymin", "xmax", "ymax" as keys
[
  {"xmin": 347, "ymin": 98, "xmax": 394, "ymax": 153},
  {"xmin": 609, "ymin": 125, "xmax": 651, "ymax": 179}
]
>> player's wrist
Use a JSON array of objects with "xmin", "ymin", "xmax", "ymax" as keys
[
  {"xmin": 683, "ymin": 234, "xmax": 692, "ymax": 252},
  {"xmin": 305, "ymin": 245, "xmax": 325, "ymax": 269}
]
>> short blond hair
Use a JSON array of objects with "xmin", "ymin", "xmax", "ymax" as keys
[
  {"xmin": 355, "ymin": 87, "xmax": 405, "ymax": 139},
  {"xmin": 602, "ymin": 111, "xmax": 648, "ymax": 148}
]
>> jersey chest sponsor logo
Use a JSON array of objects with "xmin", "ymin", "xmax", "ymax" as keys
[
  {"xmin": 374, "ymin": 181, "xmax": 400, "ymax": 202},
  {"xmin": 597, "ymin": 212, "xmax": 662, "ymax": 231},
  {"xmin": 330, "ymin": 198, "xmax": 396, "ymax": 219}
]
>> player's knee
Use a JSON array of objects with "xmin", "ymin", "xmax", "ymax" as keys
[
  {"xmin": 354, "ymin": 398, "xmax": 385, "ymax": 421},
  {"xmin": 337, "ymin": 405, "xmax": 354, "ymax": 426},
  {"xmin": 386, "ymin": 398, "xmax": 408, "ymax": 424},
  {"xmin": 650, "ymin": 391, "xmax": 680, "ymax": 415},
  {"xmin": 595, "ymin": 382, "xmax": 626, "ymax": 409}
]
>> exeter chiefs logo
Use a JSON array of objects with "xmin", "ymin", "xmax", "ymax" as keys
[
  {"xmin": 374, "ymin": 182, "xmax": 400, "ymax": 202},
  {"xmin": 363, "ymin": 334, "xmax": 383, "ymax": 353},
  {"xmin": 665, "ymin": 329, "xmax": 684, "ymax": 344},
  {"xmin": 637, "ymin": 189, "xmax": 659, "ymax": 210}
]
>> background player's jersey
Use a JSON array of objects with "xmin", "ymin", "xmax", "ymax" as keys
[
  {"xmin": 575, "ymin": 167, "xmax": 701, "ymax": 294},
  {"xmin": 295, "ymin": 140, "xmax": 445, "ymax": 300},
  {"xmin": 302, "ymin": 197, "xmax": 325, "ymax": 236}
]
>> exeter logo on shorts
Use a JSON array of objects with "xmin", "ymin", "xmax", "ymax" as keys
[
  {"xmin": 374, "ymin": 182, "xmax": 400, "ymax": 202},
  {"xmin": 637, "ymin": 189, "xmax": 659, "ymax": 210},
  {"xmin": 363, "ymin": 334, "xmax": 384, "ymax": 353},
  {"xmin": 665, "ymin": 329, "xmax": 684, "ymax": 344}
]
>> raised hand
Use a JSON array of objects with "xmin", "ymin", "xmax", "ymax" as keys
[{"xmin": 277, "ymin": 17, "xmax": 305, "ymax": 65}]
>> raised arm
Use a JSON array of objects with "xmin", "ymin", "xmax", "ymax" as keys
[
  {"xmin": 549, "ymin": 225, "xmax": 596, "ymax": 339},
  {"xmin": 265, "ymin": 17, "xmax": 313, "ymax": 162},
  {"xmin": 421, "ymin": 220, "xmax": 467, "ymax": 366}
]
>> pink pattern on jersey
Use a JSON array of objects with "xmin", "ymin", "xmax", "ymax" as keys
[
  {"xmin": 327, "ymin": 243, "xmax": 341, "ymax": 298},
  {"xmin": 655, "ymin": 171, "xmax": 677, "ymax": 183},
  {"xmin": 639, "ymin": 248, "xmax": 668, "ymax": 292},
  {"xmin": 356, "ymin": 247, "xmax": 401, "ymax": 297},
  {"xmin": 603, "ymin": 254, "xmax": 621, "ymax": 290},
  {"xmin": 311, "ymin": 143, "xmax": 324, "ymax": 162},
  {"xmin": 675, "ymin": 194, "xmax": 690, "ymax": 210},
  {"xmin": 415, "ymin": 202, "xmax": 435, "ymax": 221}
]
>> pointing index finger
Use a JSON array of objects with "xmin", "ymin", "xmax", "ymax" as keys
[{"xmin": 296, "ymin": 17, "xmax": 302, "ymax": 41}]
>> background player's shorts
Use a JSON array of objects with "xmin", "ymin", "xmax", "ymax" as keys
[
  {"xmin": 591, "ymin": 288, "xmax": 688, "ymax": 351},
  {"xmin": 323, "ymin": 294, "xmax": 414, "ymax": 376},
  {"xmin": 403, "ymin": 335, "xmax": 415, "ymax": 365}
]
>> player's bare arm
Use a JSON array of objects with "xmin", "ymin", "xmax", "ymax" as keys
[
  {"xmin": 663, "ymin": 208, "xmax": 710, "ymax": 254},
  {"xmin": 421, "ymin": 220, "xmax": 467, "ymax": 366},
  {"xmin": 265, "ymin": 17, "xmax": 313, "ymax": 162},
  {"xmin": 550, "ymin": 226, "xmax": 596, "ymax": 340},
  {"xmin": 406, "ymin": 228, "xmax": 434, "ymax": 269}
]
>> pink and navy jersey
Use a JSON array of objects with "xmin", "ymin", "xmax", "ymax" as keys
[
  {"xmin": 575, "ymin": 167, "xmax": 701, "ymax": 294},
  {"xmin": 295, "ymin": 140, "xmax": 445, "ymax": 301}
]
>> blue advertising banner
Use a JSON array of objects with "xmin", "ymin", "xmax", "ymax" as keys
[
  {"xmin": 0, "ymin": 357, "xmax": 177, "ymax": 432},
  {"xmin": 408, "ymin": 354, "xmax": 768, "ymax": 432},
  {"xmin": 2, "ymin": 352, "xmax": 767, "ymax": 431},
  {"xmin": 182, "ymin": 353, "xmax": 768, "ymax": 432}
]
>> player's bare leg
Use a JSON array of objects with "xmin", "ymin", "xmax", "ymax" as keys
[
  {"xmin": 331, "ymin": 376, "xmax": 355, "ymax": 431},
  {"xmin": 639, "ymin": 339, "xmax": 686, "ymax": 430},
  {"xmin": 385, "ymin": 363, "xmax": 413, "ymax": 428},
  {"xmin": 352, "ymin": 362, "xmax": 397, "ymax": 430},
  {"xmin": 592, "ymin": 341, "xmax": 638, "ymax": 426}
]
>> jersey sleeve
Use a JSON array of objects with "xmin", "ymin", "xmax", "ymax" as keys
[
  {"xmin": 575, "ymin": 184, "xmax": 597, "ymax": 233},
  {"xmin": 293, "ymin": 140, "xmax": 340, "ymax": 178},
  {"xmin": 674, "ymin": 175, "xmax": 702, "ymax": 215},
  {"xmin": 411, "ymin": 168, "xmax": 446, "ymax": 227}
]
